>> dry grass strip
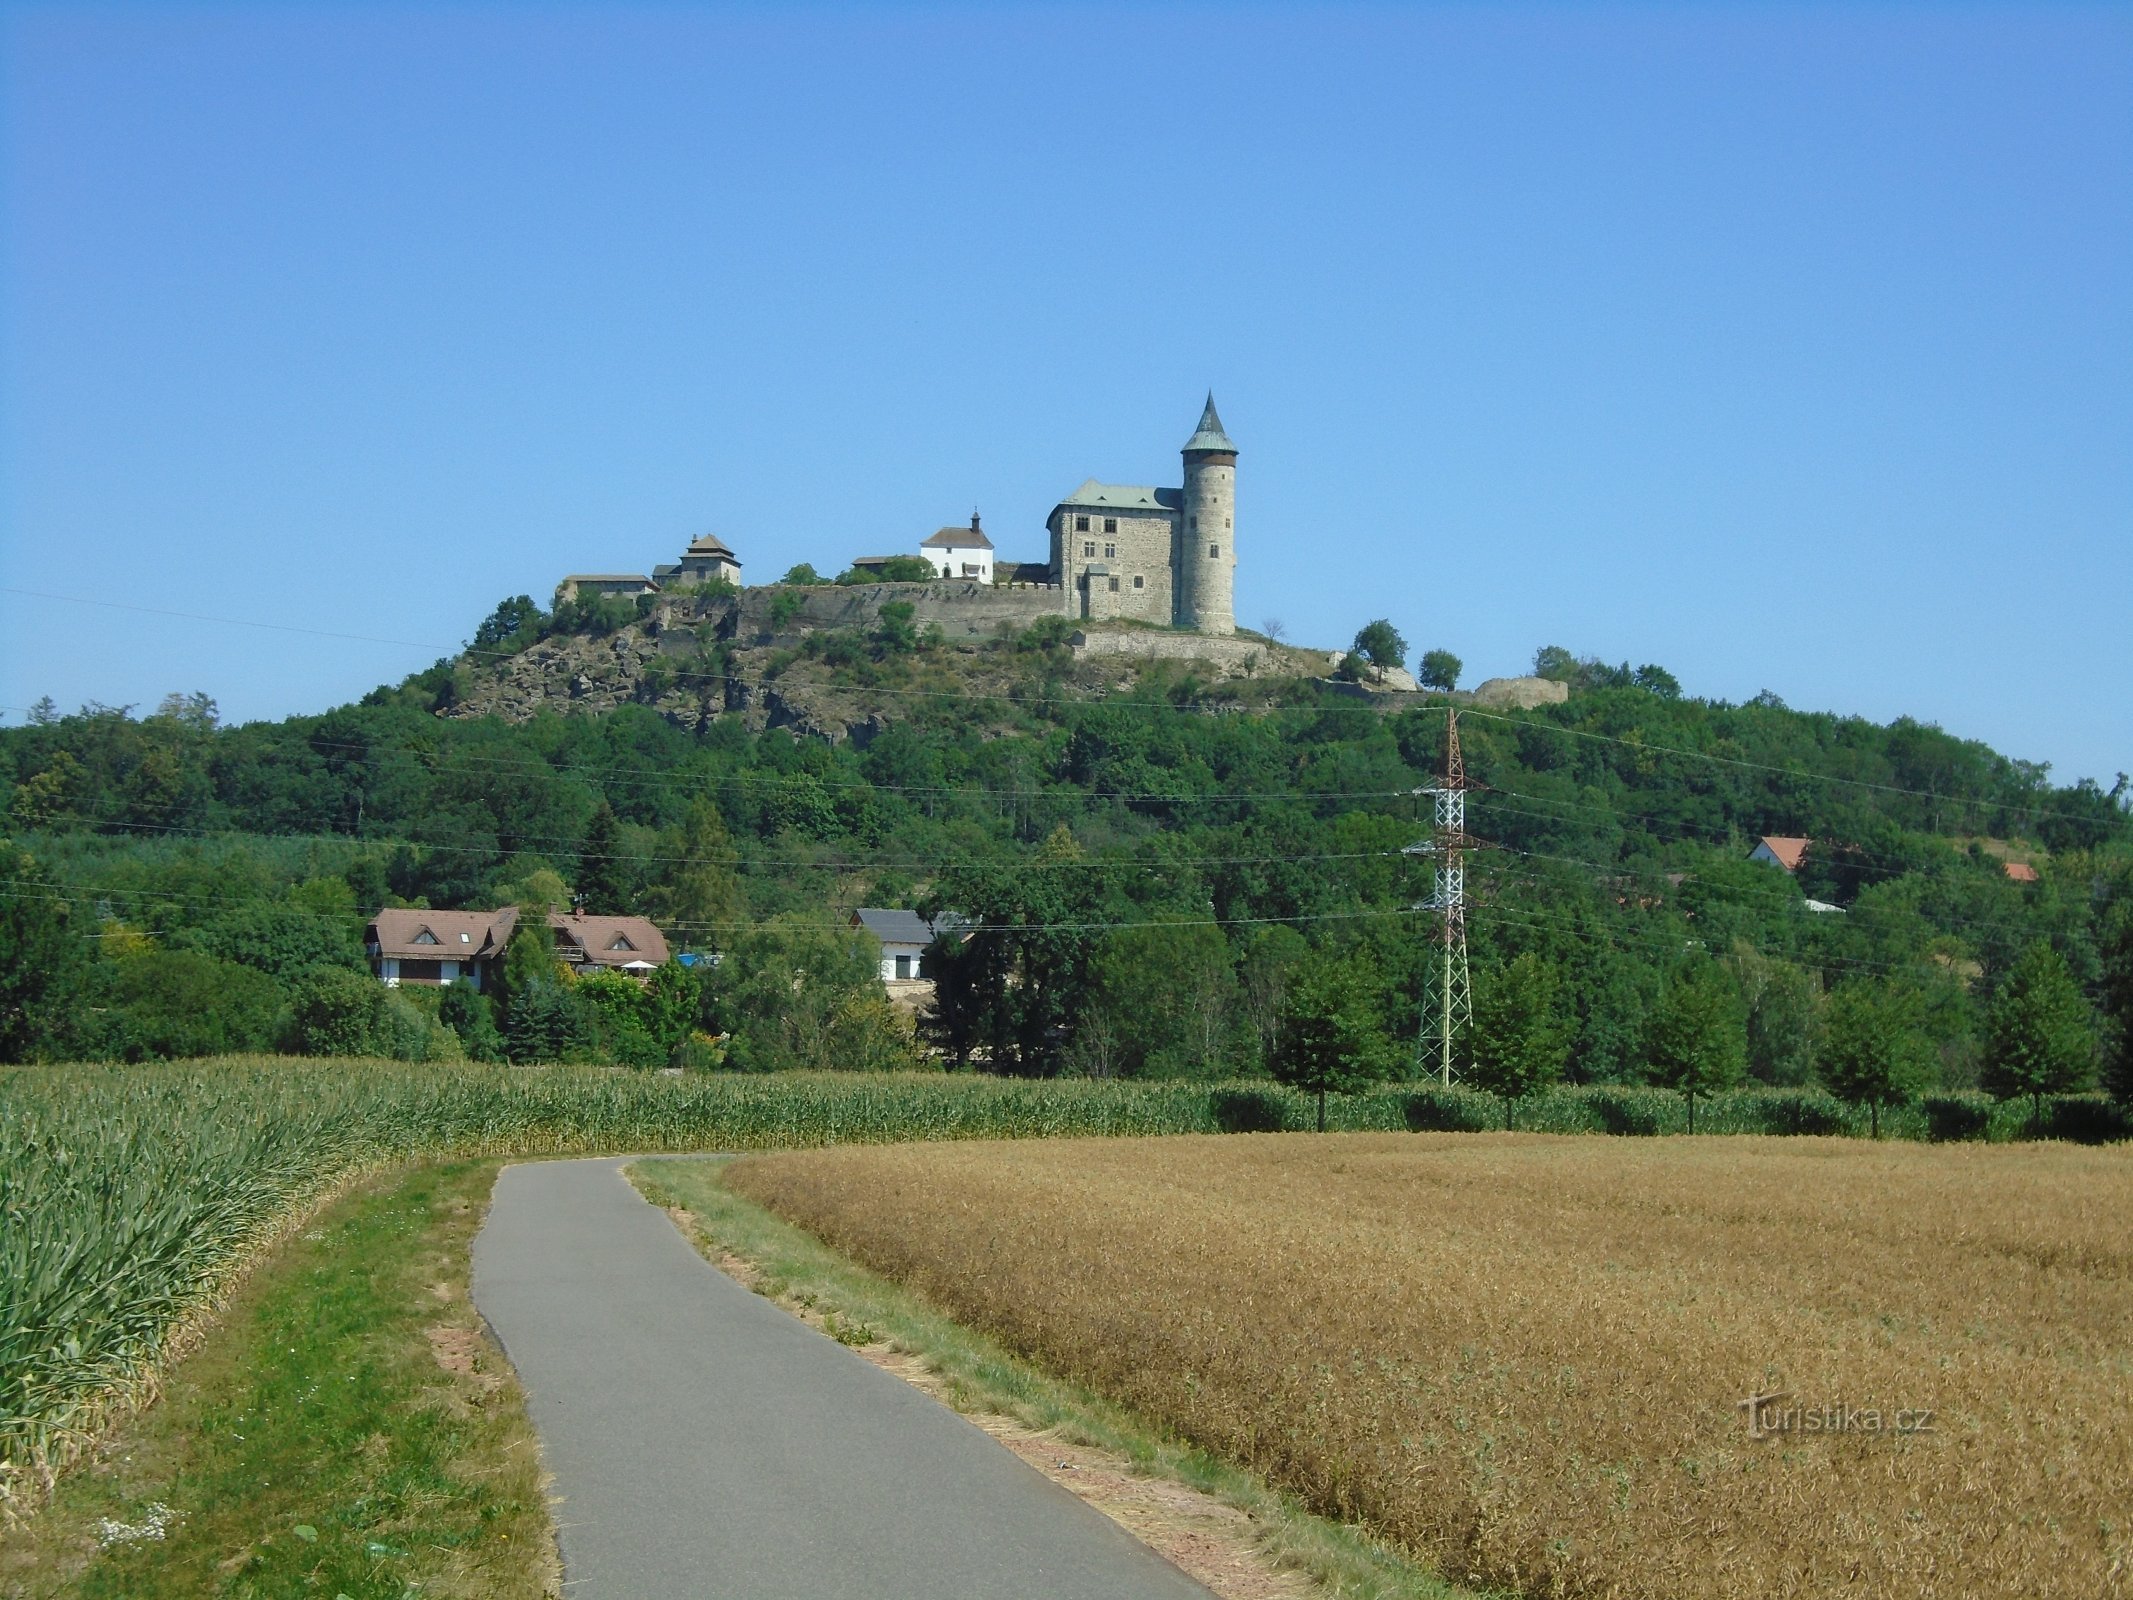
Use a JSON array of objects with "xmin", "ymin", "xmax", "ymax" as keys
[{"xmin": 727, "ymin": 1133, "xmax": 2133, "ymax": 1600}]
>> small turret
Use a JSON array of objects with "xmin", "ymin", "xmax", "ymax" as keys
[{"xmin": 1177, "ymin": 394, "xmax": 1237, "ymax": 636}]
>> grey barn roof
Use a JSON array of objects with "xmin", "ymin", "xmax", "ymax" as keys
[
  {"xmin": 851, "ymin": 907, "xmax": 962, "ymax": 947},
  {"xmin": 1054, "ymin": 480, "xmax": 1184, "ymax": 514}
]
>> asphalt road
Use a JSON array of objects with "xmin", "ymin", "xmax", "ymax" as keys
[{"xmin": 471, "ymin": 1156, "xmax": 1216, "ymax": 1600}]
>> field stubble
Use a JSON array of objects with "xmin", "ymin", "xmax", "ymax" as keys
[{"xmin": 727, "ymin": 1134, "xmax": 2133, "ymax": 1600}]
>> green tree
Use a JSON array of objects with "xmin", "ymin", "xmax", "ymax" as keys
[
  {"xmin": 1081, "ymin": 920, "xmax": 1240, "ymax": 1078},
  {"xmin": 874, "ymin": 600, "xmax": 920, "ymax": 655},
  {"xmin": 187, "ymin": 904, "xmax": 365, "ymax": 984},
  {"xmin": 576, "ymin": 800, "xmax": 636, "ymax": 913},
  {"xmin": 505, "ymin": 976, "xmax": 592, "ymax": 1064},
  {"xmin": 781, "ymin": 563, "xmax": 826, "ymax": 585},
  {"xmin": 1633, "ymin": 663, "xmax": 1682, "ymax": 698},
  {"xmin": 1725, "ymin": 943, "xmax": 1821, "ymax": 1086},
  {"xmin": 1271, "ymin": 953, "xmax": 1394, "ymax": 1131},
  {"xmin": 472, "ymin": 595, "xmax": 543, "ymax": 652},
  {"xmin": 1645, "ymin": 958, "xmax": 1747, "ymax": 1132},
  {"xmin": 1981, "ymin": 941, "xmax": 2098, "ymax": 1130},
  {"xmin": 1417, "ymin": 649, "xmax": 1462, "ymax": 692},
  {"xmin": 1467, "ymin": 954, "xmax": 1569, "ymax": 1129},
  {"xmin": 106, "ymin": 948, "xmax": 284, "ymax": 1061},
  {"xmin": 710, "ymin": 916, "xmax": 898, "ymax": 1072},
  {"xmin": 0, "ymin": 843, "xmax": 84, "ymax": 1061},
  {"xmin": 1351, "ymin": 619, "xmax": 1408, "ymax": 683},
  {"xmin": 647, "ymin": 798, "xmax": 745, "ymax": 954},
  {"xmin": 575, "ymin": 968, "xmax": 665, "ymax": 1067},
  {"xmin": 1817, "ymin": 979, "xmax": 1936, "ymax": 1137},
  {"xmin": 284, "ymin": 966, "xmax": 395, "ymax": 1058},
  {"xmin": 2102, "ymin": 901, "xmax": 2133, "ymax": 1104},
  {"xmin": 438, "ymin": 984, "xmax": 506, "ymax": 1063},
  {"xmin": 838, "ymin": 556, "xmax": 936, "ymax": 584},
  {"xmin": 1532, "ymin": 644, "xmax": 1577, "ymax": 682},
  {"xmin": 1236, "ymin": 924, "xmax": 1311, "ymax": 1074}
]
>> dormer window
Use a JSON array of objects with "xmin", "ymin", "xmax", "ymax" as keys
[
  {"xmin": 413, "ymin": 929, "xmax": 439, "ymax": 945},
  {"xmin": 607, "ymin": 934, "xmax": 636, "ymax": 952}
]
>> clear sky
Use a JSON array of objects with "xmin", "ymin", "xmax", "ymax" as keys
[{"xmin": 3, "ymin": 2, "xmax": 2128, "ymax": 786}]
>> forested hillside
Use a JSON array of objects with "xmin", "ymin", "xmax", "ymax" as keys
[{"xmin": 3, "ymin": 602, "xmax": 2129, "ymax": 1108}]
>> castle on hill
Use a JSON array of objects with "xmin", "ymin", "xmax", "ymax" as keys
[{"xmin": 560, "ymin": 395, "xmax": 1241, "ymax": 637}]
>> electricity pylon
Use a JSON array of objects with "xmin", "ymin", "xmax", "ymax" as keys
[{"xmin": 1408, "ymin": 703, "xmax": 1482, "ymax": 1085}]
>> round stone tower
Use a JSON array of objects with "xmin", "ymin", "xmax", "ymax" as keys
[{"xmin": 1178, "ymin": 393, "xmax": 1237, "ymax": 636}]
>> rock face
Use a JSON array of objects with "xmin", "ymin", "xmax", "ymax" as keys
[
  {"xmin": 1067, "ymin": 629, "xmax": 1290, "ymax": 679},
  {"xmin": 1471, "ymin": 675, "xmax": 1570, "ymax": 710}
]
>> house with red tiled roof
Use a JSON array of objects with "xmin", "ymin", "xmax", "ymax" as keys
[
  {"xmin": 365, "ymin": 907, "xmax": 670, "ymax": 989},
  {"xmin": 2002, "ymin": 861, "xmax": 2040, "ymax": 884},
  {"xmin": 365, "ymin": 907, "xmax": 520, "ymax": 991},
  {"xmin": 1748, "ymin": 836, "xmax": 1811, "ymax": 872}
]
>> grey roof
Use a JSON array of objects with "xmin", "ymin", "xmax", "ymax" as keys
[
  {"xmin": 922, "ymin": 525, "xmax": 993, "ymax": 550},
  {"xmin": 681, "ymin": 533, "xmax": 737, "ymax": 559},
  {"xmin": 561, "ymin": 573, "xmax": 655, "ymax": 585},
  {"xmin": 1181, "ymin": 393, "xmax": 1237, "ymax": 455},
  {"xmin": 852, "ymin": 907, "xmax": 951, "ymax": 947},
  {"xmin": 1054, "ymin": 480, "xmax": 1184, "ymax": 513}
]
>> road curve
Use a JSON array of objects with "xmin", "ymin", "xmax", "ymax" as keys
[{"xmin": 471, "ymin": 1155, "xmax": 1216, "ymax": 1600}]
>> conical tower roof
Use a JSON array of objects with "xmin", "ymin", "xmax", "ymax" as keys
[{"xmin": 1181, "ymin": 393, "xmax": 1237, "ymax": 455}]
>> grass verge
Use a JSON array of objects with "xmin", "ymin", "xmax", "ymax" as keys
[
  {"xmin": 629, "ymin": 1155, "xmax": 1484, "ymax": 1600},
  {"xmin": 0, "ymin": 1159, "xmax": 556, "ymax": 1600}
]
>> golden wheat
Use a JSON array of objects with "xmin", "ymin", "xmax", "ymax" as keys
[{"xmin": 728, "ymin": 1134, "xmax": 2133, "ymax": 1600}]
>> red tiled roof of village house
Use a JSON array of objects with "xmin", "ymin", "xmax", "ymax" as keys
[
  {"xmin": 366, "ymin": 906, "xmax": 520, "ymax": 962},
  {"xmin": 1756, "ymin": 836, "xmax": 1811, "ymax": 871},
  {"xmin": 548, "ymin": 912, "xmax": 671, "ymax": 968},
  {"xmin": 2002, "ymin": 861, "xmax": 2040, "ymax": 883}
]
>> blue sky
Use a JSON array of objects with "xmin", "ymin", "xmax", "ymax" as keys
[{"xmin": 3, "ymin": 2, "xmax": 2128, "ymax": 787}]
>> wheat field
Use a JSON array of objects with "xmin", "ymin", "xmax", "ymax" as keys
[{"xmin": 727, "ymin": 1134, "xmax": 2133, "ymax": 1600}]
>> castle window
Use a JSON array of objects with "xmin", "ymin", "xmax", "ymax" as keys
[
  {"xmin": 1103, "ymin": 518, "xmax": 1117, "ymax": 535},
  {"xmin": 1075, "ymin": 515, "xmax": 1089, "ymax": 532},
  {"xmin": 1225, "ymin": 516, "xmax": 1231, "ymax": 529},
  {"xmin": 1133, "ymin": 575, "xmax": 1144, "ymax": 589},
  {"xmin": 1104, "ymin": 543, "xmax": 1115, "ymax": 559},
  {"xmin": 1083, "ymin": 542, "xmax": 1095, "ymax": 558},
  {"xmin": 1210, "ymin": 544, "xmax": 1220, "ymax": 558},
  {"xmin": 1108, "ymin": 577, "xmax": 1120, "ymax": 592}
]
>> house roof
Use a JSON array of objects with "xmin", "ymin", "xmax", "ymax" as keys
[
  {"xmin": 1004, "ymin": 561, "xmax": 1053, "ymax": 584},
  {"xmin": 1181, "ymin": 392, "xmax": 1237, "ymax": 455},
  {"xmin": 922, "ymin": 513, "xmax": 994, "ymax": 550},
  {"xmin": 2002, "ymin": 861, "xmax": 2041, "ymax": 883},
  {"xmin": 562, "ymin": 574, "xmax": 655, "ymax": 585},
  {"xmin": 682, "ymin": 533, "xmax": 737, "ymax": 559},
  {"xmin": 548, "ymin": 912, "xmax": 671, "ymax": 968},
  {"xmin": 366, "ymin": 907, "xmax": 520, "ymax": 962},
  {"xmin": 850, "ymin": 907, "xmax": 968, "ymax": 948},
  {"xmin": 1055, "ymin": 480, "xmax": 1185, "ymax": 514},
  {"xmin": 1753, "ymin": 836, "xmax": 1811, "ymax": 871}
]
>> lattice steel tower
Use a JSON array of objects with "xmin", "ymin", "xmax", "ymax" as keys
[{"xmin": 1410, "ymin": 704, "xmax": 1479, "ymax": 1085}]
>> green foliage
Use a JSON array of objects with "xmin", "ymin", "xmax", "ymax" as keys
[
  {"xmin": 1467, "ymin": 954, "xmax": 1570, "ymax": 1127},
  {"xmin": 874, "ymin": 599, "xmax": 920, "ymax": 655},
  {"xmin": 711, "ymin": 917, "xmax": 921, "ymax": 1073},
  {"xmin": 1079, "ymin": 920, "xmax": 1241, "ymax": 1079},
  {"xmin": 182, "ymin": 903, "xmax": 364, "ymax": 984},
  {"xmin": 99, "ymin": 949, "xmax": 284, "ymax": 1061},
  {"xmin": 1645, "ymin": 958, "xmax": 1748, "ymax": 1131},
  {"xmin": 438, "ymin": 984, "xmax": 505, "ymax": 1063},
  {"xmin": 471, "ymin": 595, "xmax": 544, "ymax": 653},
  {"xmin": 1817, "ymin": 978, "xmax": 1938, "ymax": 1136},
  {"xmin": 0, "ymin": 843, "xmax": 84, "ymax": 1062},
  {"xmin": 1270, "ymin": 953, "xmax": 1395, "ymax": 1129},
  {"xmin": 2101, "ymin": 900, "xmax": 2133, "ymax": 1104},
  {"xmin": 1333, "ymin": 651, "xmax": 1369, "ymax": 683},
  {"xmin": 837, "ymin": 556, "xmax": 936, "ymax": 585},
  {"xmin": 780, "ymin": 563, "xmax": 826, "ymax": 586},
  {"xmin": 576, "ymin": 800, "xmax": 636, "ymax": 914},
  {"xmin": 1982, "ymin": 941, "xmax": 2098, "ymax": 1126},
  {"xmin": 769, "ymin": 588, "xmax": 808, "ymax": 630},
  {"xmin": 1351, "ymin": 619, "xmax": 1407, "ymax": 679},
  {"xmin": 1417, "ymin": 649, "xmax": 1462, "ymax": 691},
  {"xmin": 1015, "ymin": 615, "xmax": 1076, "ymax": 653}
]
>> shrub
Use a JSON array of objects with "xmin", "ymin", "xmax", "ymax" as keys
[
  {"xmin": 1922, "ymin": 1094, "xmax": 1991, "ymax": 1142},
  {"xmin": 1210, "ymin": 1086, "xmax": 1293, "ymax": 1132}
]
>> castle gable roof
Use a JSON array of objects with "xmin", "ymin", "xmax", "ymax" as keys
[
  {"xmin": 1182, "ymin": 393, "xmax": 1237, "ymax": 455},
  {"xmin": 681, "ymin": 534, "xmax": 738, "ymax": 560},
  {"xmin": 1055, "ymin": 480, "xmax": 1184, "ymax": 514}
]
